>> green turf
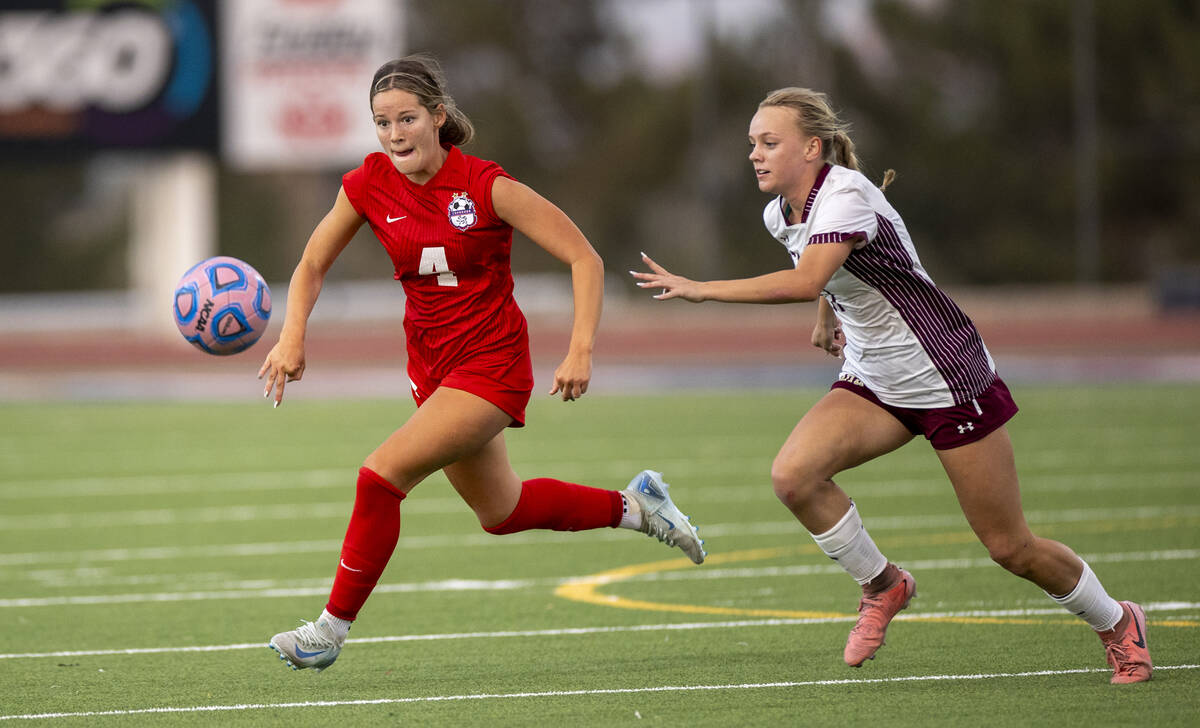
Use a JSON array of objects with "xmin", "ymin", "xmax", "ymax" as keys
[{"xmin": 1, "ymin": 385, "xmax": 1198, "ymax": 725}]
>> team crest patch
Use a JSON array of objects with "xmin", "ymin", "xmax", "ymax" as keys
[{"xmin": 447, "ymin": 191, "xmax": 477, "ymax": 230}]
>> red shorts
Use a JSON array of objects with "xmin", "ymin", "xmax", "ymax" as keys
[
  {"xmin": 407, "ymin": 345, "xmax": 534, "ymax": 428},
  {"xmin": 831, "ymin": 374, "xmax": 1018, "ymax": 450}
]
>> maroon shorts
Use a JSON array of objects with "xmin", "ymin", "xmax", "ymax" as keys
[
  {"xmin": 831, "ymin": 374, "xmax": 1019, "ymax": 450},
  {"xmin": 407, "ymin": 345, "xmax": 534, "ymax": 428}
]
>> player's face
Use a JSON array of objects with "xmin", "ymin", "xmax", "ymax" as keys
[
  {"xmin": 748, "ymin": 106, "xmax": 817, "ymax": 198},
  {"xmin": 372, "ymin": 89, "xmax": 448, "ymax": 184}
]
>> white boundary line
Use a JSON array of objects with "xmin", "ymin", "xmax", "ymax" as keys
[
  {"xmin": 3, "ymin": 503, "xmax": 1197, "ymax": 557},
  {"xmin": 0, "ymin": 619, "xmax": 822, "ymax": 660},
  {"xmin": 2, "ymin": 460, "xmax": 1192, "ymax": 500},
  {"xmin": 2, "ymin": 665, "xmax": 1197, "ymax": 721},
  {"xmin": 3, "ymin": 549, "xmax": 1197, "ymax": 608},
  {"xmin": 4, "ymin": 603, "xmax": 1198, "ymax": 661},
  {"xmin": 5, "ymin": 491, "xmax": 1198, "ymax": 531}
]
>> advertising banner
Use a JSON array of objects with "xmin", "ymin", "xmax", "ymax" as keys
[
  {"xmin": 0, "ymin": 0, "xmax": 218, "ymax": 153},
  {"xmin": 220, "ymin": 0, "xmax": 403, "ymax": 171}
]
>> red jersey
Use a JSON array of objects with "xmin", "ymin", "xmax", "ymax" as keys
[{"xmin": 341, "ymin": 146, "xmax": 529, "ymax": 375}]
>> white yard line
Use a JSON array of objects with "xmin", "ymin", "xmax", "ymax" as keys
[
  {"xmin": 2, "ymin": 461, "xmax": 1194, "ymax": 502},
  {"xmin": 1, "ymin": 504, "xmax": 1197, "ymax": 566},
  {"xmin": 2, "ymin": 607, "xmax": 1197, "ymax": 661},
  {"xmin": 641, "ymin": 549, "xmax": 1200, "ymax": 582},
  {"xmin": 0, "ymin": 539, "xmax": 345, "ymax": 567},
  {"xmin": 0, "ymin": 577, "xmax": 543, "ymax": 608},
  {"xmin": 0, "ymin": 550, "xmax": 1196, "ymax": 609},
  {"xmin": 2, "ymin": 498, "xmax": 1197, "ymax": 533},
  {"xmin": 2, "ymin": 506, "xmax": 1200, "ymax": 570},
  {"xmin": 1, "ymin": 665, "xmax": 1197, "ymax": 721},
  {"xmin": 0, "ymin": 469, "xmax": 349, "ymax": 499}
]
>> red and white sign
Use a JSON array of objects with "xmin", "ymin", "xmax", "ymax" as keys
[{"xmin": 220, "ymin": 0, "xmax": 403, "ymax": 170}]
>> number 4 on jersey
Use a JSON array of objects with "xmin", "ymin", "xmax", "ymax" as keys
[{"xmin": 418, "ymin": 247, "xmax": 458, "ymax": 287}]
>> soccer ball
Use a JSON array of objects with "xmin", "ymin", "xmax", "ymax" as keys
[{"xmin": 173, "ymin": 256, "xmax": 271, "ymax": 355}]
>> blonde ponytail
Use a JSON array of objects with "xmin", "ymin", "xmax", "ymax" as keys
[
  {"xmin": 879, "ymin": 169, "xmax": 896, "ymax": 191},
  {"xmin": 830, "ymin": 130, "xmax": 860, "ymax": 171}
]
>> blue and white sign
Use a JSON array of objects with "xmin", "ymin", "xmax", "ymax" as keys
[{"xmin": 0, "ymin": 0, "xmax": 217, "ymax": 151}]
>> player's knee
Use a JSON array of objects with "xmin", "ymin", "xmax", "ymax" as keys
[
  {"xmin": 770, "ymin": 459, "xmax": 822, "ymax": 511},
  {"xmin": 361, "ymin": 454, "xmax": 381, "ymax": 474},
  {"xmin": 360, "ymin": 454, "xmax": 423, "ymax": 494},
  {"xmin": 985, "ymin": 536, "xmax": 1035, "ymax": 577}
]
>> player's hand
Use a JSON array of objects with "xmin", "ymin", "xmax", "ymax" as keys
[
  {"xmin": 811, "ymin": 321, "xmax": 844, "ymax": 358},
  {"xmin": 257, "ymin": 337, "xmax": 306, "ymax": 407},
  {"xmin": 550, "ymin": 349, "xmax": 591, "ymax": 401},
  {"xmin": 630, "ymin": 252, "xmax": 705, "ymax": 302}
]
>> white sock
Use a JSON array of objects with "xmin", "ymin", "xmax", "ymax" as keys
[
  {"xmin": 618, "ymin": 493, "xmax": 641, "ymax": 529},
  {"xmin": 318, "ymin": 608, "xmax": 353, "ymax": 640},
  {"xmin": 1047, "ymin": 560, "xmax": 1124, "ymax": 631},
  {"xmin": 811, "ymin": 502, "xmax": 888, "ymax": 585}
]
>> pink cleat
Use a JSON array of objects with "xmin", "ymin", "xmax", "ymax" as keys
[
  {"xmin": 1098, "ymin": 601, "xmax": 1152, "ymax": 684},
  {"xmin": 843, "ymin": 568, "xmax": 916, "ymax": 667}
]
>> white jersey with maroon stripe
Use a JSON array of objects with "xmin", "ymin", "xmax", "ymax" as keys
[{"xmin": 764, "ymin": 163, "xmax": 996, "ymax": 408}]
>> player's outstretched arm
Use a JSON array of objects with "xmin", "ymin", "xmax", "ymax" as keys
[
  {"xmin": 492, "ymin": 176, "xmax": 603, "ymax": 402},
  {"xmin": 632, "ymin": 243, "xmax": 852, "ymax": 304},
  {"xmin": 259, "ymin": 187, "xmax": 364, "ymax": 407}
]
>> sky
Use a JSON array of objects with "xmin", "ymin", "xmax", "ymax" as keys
[
  {"xmin": 601, "ymin": 0, "xmax": 788, "ymax": 81},
  {"xmin": 599, "ymin": 0, "xmax": 913, "ymax": 83}
]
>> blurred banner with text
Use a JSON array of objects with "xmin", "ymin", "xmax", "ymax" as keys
[
  {"xmin": 219, "ymin": 0, "xmax": 403, "ymax": 171},
  {"xmin": 0, "ymin": 0, "xmax": 218, "ymax": 154}
]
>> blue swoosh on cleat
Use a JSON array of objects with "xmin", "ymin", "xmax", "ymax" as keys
[
  {"xmin": 661, "ymin": 517, "xmax": 675, "ymax": 530},
  {"xmin": 637, "ymin": 475, "xmax": 662, "ymax": 497},
  {"xmin": 294, "ymin": 646, "xmax": 327, "ymax": 659}
]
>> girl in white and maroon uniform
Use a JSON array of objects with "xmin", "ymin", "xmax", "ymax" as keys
[
  {"xmin": 764, "ymin": 162, "xmax": 998, "ymax": 411},
  {"xmin": 632, "ymin": 87, "xmax": 1151, "ymax": 684}
]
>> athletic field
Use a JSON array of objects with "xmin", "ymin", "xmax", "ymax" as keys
[{"xmin": 1, "ymin": 386, "xmax": 1197, "ymax": 725}]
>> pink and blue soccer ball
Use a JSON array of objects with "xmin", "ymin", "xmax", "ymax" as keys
[{"xmin": 173, "ymin": 256, "xmax": 271, "ymax": 355}]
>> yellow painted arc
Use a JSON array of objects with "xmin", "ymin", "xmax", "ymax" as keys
[
  {"xmin": 554, "ymin": 545, "xmax": 844, "ymax": 619},
  {"xmin": 555, "ymin": 540, "xmax": 1199, "ymax": 628}
]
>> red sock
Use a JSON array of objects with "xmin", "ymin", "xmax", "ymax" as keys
[
  {"xmin": 484, "ymin": 478, "xmax": 623, "ymax": 535},
  {"xmin": 325, "ymin": 467, "xmax": 405, "ymax": 621}
]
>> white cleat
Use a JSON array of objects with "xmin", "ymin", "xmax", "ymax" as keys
[
  {"xmin": 624, "ymin": 470, "xmax": 706, "ymax": 564},
  {"xmin": 268, "ymin": 618, "xmax": 344, "ymax": 672}
]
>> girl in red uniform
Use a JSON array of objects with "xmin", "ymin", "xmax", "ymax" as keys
[{"xmin": 259, "ymin": 54, "xmax": 705, "ymax": 672}]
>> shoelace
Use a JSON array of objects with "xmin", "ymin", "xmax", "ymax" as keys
[
  {"xmin": 640, "ymin": 511, "xmax": 678, "ymax": 547},
  {"xmin": 856, "ymin": 592, "xmax": 887, "ymax": 614},
  {"xmin": 1104, "ymin": 641, "xmax": 1133, "ymax": 672},
  {"xmin": 859, "ymin": 594, "xmax": 883, "ymax": 611},
  {"xmin": 850, "ymin": 590, "xmax": 897, "ymax": 635},
  {"xmin": 294, "ymin": 621, "xmax": 337, "ymax": 650}
]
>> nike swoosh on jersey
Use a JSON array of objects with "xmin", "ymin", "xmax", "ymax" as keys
[{"xmin": 386, "ymin": 214, "xmax": 406, "ymax": 223}]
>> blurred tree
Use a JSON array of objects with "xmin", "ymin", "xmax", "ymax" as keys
[
  {"xmin": 0, "ymin": 160, "xmax": 128, "ymax": 292},
  {"xmin": 407, "ymin": 0, "xmax": 841, "ymax": 281},
  {"xmin": 827, "ymin": 0, "xmax": 1200, "ymax": 284},
  {"xmin": 409, "ymin": 0, "xmax": 687, "ymax": 275},
  {"xmin": 1089, "ymin": 0, "xmax": 1200, "ymax": 281}
]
